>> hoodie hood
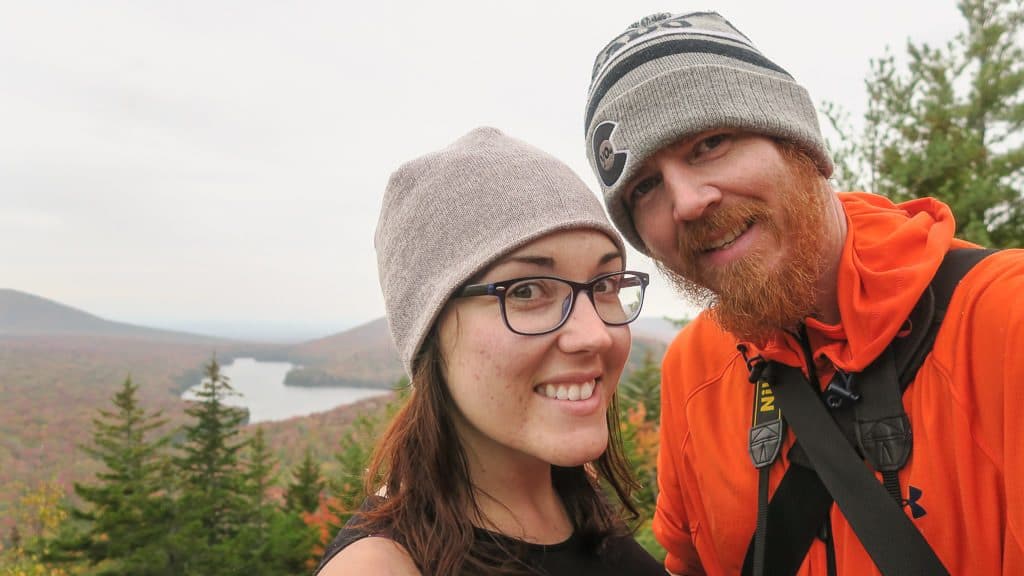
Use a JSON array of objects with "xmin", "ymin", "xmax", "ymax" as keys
[{"xmin": 755, "ymin": 192, "xmax": 960, "ymax": 372}]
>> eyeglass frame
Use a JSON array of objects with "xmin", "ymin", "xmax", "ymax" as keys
[{"xmin": 452, "ymin": 270, "xmax": 650, "ymax": 336}]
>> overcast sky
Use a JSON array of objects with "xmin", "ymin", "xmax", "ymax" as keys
[{"xmin": 1, "ymin": 1, "xmax": 965, "ymax": 340}]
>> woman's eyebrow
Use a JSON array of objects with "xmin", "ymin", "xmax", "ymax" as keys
[
  {"xmin": 600, "ymin": 251, "xmax": 623, "ymax": 265},
  {"xmin": 502, "ymin": 255, "xmax": 555, "ymax": 268},
  {"xmin": 501, "ymin": 251, "xmax": 622, "ymax": 269}
]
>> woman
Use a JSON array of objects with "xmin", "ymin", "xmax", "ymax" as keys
[{"xmin": 316, "ymin": 127, "xmax": 664, "ymax": 575}]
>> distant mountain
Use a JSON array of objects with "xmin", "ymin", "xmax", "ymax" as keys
[
  {"xmin": 290, "ymin": 316, "xmax": 393, "ymax": 358},
  {"xmin": 631, "ymin": 316, "xmax": 685, "ymax": 343},
  {"xmin": 282, "ymin": 315, "xmax": 677, "ymax": 390},
  {"xmin": 0, "ymin": 292, "xmax": 242, "ymax": 530},
  {"xmin": 284, "ymin": 317, "xmax": 402, "ymax": 389},
  {"xmin": 0, "ymin": 288, "xmax": 223, "ymax": 344}
]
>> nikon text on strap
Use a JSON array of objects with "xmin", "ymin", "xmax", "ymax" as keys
[{"xmin": 740, "ymin": 248, "xmax": 995, "ymax": 576}]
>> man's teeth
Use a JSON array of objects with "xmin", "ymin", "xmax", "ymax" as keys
[
  {"xmin": 706, "ymin": 222, "xmax": 751, "ymax": 251},
  {"xmin": 538, "ymin": 381, "xmax": 596, "ymax": 401}
]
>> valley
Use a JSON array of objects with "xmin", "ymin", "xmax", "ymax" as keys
[{"xmin": 0, "ymin": 288, "xmax": 673, "ymax": 532}]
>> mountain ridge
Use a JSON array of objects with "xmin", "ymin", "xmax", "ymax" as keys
[
  {"xmin": 0, "ymin": 288, "xmax": 226, "ymax": 344},
  {"xmin": 0, "ymin": 287, "xmax": 678, "ymax": 393}
]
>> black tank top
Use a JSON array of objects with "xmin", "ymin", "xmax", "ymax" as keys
[{"xmin": 315, "ymin": 498, "xmax": 666, "ymax": 575}]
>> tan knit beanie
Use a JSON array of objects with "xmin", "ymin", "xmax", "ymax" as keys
[{"xmin": 375, "ymin": 127, "xmax": 625, "ymax": 376}]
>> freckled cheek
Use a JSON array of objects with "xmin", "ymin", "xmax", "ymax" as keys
[
  {"xmin": 466, "ymin": 343, "xmax": 497, "ymax": 383},
  {"xmin": 478, "ymin": 348, "xmax": 511, "ymax": 405},
  {"xmin": 459, "ymin": 336, "xmax": 530, "ymax": 395}
]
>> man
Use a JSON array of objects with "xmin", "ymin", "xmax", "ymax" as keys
[{"xmin": 583, "ymin": 11, "xmax": 1023, "ymax": 576}]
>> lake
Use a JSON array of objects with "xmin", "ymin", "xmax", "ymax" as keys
[{"xmin": 181, "ymin": 357, "xmax": 391, "ymax": 423}]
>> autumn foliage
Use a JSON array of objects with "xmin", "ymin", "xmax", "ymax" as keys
[{"xmin": 2, "ymin": 352, "xmax": 666, "ymax": 574}]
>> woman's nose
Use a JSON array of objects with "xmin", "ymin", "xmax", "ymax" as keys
[{"xmin": 557, "ymin": 291, "xmax": 614, "ymax": 353}]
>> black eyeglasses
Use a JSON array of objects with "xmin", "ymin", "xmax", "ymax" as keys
[{"xmin": 453, "ymin": 270, "xmax": 649, "ymax": 336}]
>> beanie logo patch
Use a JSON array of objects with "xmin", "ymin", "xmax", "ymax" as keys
[{"xmin": 592, "ymin": 121, "xmax": 629, "ymax": 188}]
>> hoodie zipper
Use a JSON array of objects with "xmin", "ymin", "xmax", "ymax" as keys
[{"xmin": 820, "ymin": 517, "xmax": 838, "ymax": 576}]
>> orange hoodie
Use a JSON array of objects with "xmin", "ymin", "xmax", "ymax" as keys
[{"xmin": 654, "ymin": 192, "xmax": 1024, "ymax": 575}]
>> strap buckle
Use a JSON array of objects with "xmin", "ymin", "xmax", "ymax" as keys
[{"xmin": 822, "ymin": 371, "xmax": 860, "ymax": 409}]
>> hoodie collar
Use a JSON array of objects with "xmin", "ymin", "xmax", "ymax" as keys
[{"xmin": 750, "ymin": 192, "xmax": 956, "ymax": 371}]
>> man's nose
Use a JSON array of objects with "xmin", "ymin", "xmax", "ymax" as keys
[{"xmin": 662, "ymin": 162, "xmax": 722, "ymax": 222}]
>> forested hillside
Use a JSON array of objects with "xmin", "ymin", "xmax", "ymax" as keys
[
  {"xmin": 2, "ymin": 349, "xmax": 668, "ymax": 574},
  {"xmin": 283, "ymin": 318, "xmax": 402, "ymax": 389},
  {"xmin": 0, "ymin": 334, "xmax": 217, "ymax": 529},
  {"xmin": 0, "ymin": 290, "xmax": 671, "ymax": 549}
]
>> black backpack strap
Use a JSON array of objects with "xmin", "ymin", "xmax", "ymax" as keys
[
  {"xmin": 769, "ymin": 363, "xmax": 950, "ymax": 575},
  {"xmin": 742, "ymin": 460, "xmax": 832, "ymax": 576},
  {"xmin": 853, "ymin": 346, "xmax": 912, "ymax": 502},
  {"xmin": 896, "ymin": 247, "xmax": 998, "ymax": 385},
  {"xmin": 854, "ymin": 248, "xmax": 996, "ymax": 504}
]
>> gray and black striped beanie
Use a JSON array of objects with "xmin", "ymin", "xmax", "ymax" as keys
[
  {"xmin": 375, "ymin": 127, "xmax": 624, "ymax": 377},
  {"xmin": 583, "ymin": 11, "xmax": 833, "ymax": 253}
]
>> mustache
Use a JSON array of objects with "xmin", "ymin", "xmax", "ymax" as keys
[{"xmin": 676, "ymin": 202, "xmax": 770, "ymax": 256}]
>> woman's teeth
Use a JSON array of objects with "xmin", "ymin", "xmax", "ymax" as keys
[{"xmin": 536, "ymin": 380, "xmax": 596, "ymax": 401}]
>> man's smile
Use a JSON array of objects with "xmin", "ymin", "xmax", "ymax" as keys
[{"xmin": 701, "ymin": 218, "xmax": 756, "ymax": 253}]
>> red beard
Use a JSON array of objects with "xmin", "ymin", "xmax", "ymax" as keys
[{"xmin": 661, "ymin": 145, "xmax": 830, "ymax": 343}]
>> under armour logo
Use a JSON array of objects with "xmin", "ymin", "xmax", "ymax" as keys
[
  {"xmin": 591, "ymin": 121, "xmax": 629, "ymax": 187},
  {"xmin": 902, "ymin": 485, "xmax": 927, "ymax": 519}
]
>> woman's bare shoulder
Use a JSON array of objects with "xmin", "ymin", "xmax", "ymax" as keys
[{"xmin": 318, "ymin": 536, "xmax": 421, "ymax": 576}]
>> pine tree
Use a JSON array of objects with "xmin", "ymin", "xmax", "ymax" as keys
[
  {"xmin": 616, "ymin": 355, "xmax": 663, "ymax": 560},
  {"xmin": 278, "ymin": 446, "xmax": 329, "ymax": 574},
  {"xmin": 171, "ymin": 357, "xmax": 249, "ymax": 575},
  {"xmin": 328, "ymin": 412, "xmax": 378, "ymax": 530},
  {"xmin": 52, "ymin": 377, "xmax": 174, "ymax": 575},
  {"xmin": 231, "ymin": 428, "xmax": 316, "ymax": 576},
  {"xmin": 285, "ymin": 447, "xmax": 326, "ymax": 515},
  {"xmin": 263, "ymin": 511, "xmax": 320, "ymax": 576},
  {"xmin": 242, "ymin": 428, "xmax": 276, "ymax": 520},
  {"xmin": 828, "ymin": 0, "xmax": 1024, "ymax": 247},
  {"xmin": 619, "ymin": 351, "xmax": 662, "ymax": 423},
  {"xmin": 326, "ymin": 386, "xmax": 407, "ymax": 532}
]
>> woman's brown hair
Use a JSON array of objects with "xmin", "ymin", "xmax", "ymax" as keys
[{"xmin": 350, "ymin": 324, "xmax": 641, "ymax": 575}]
